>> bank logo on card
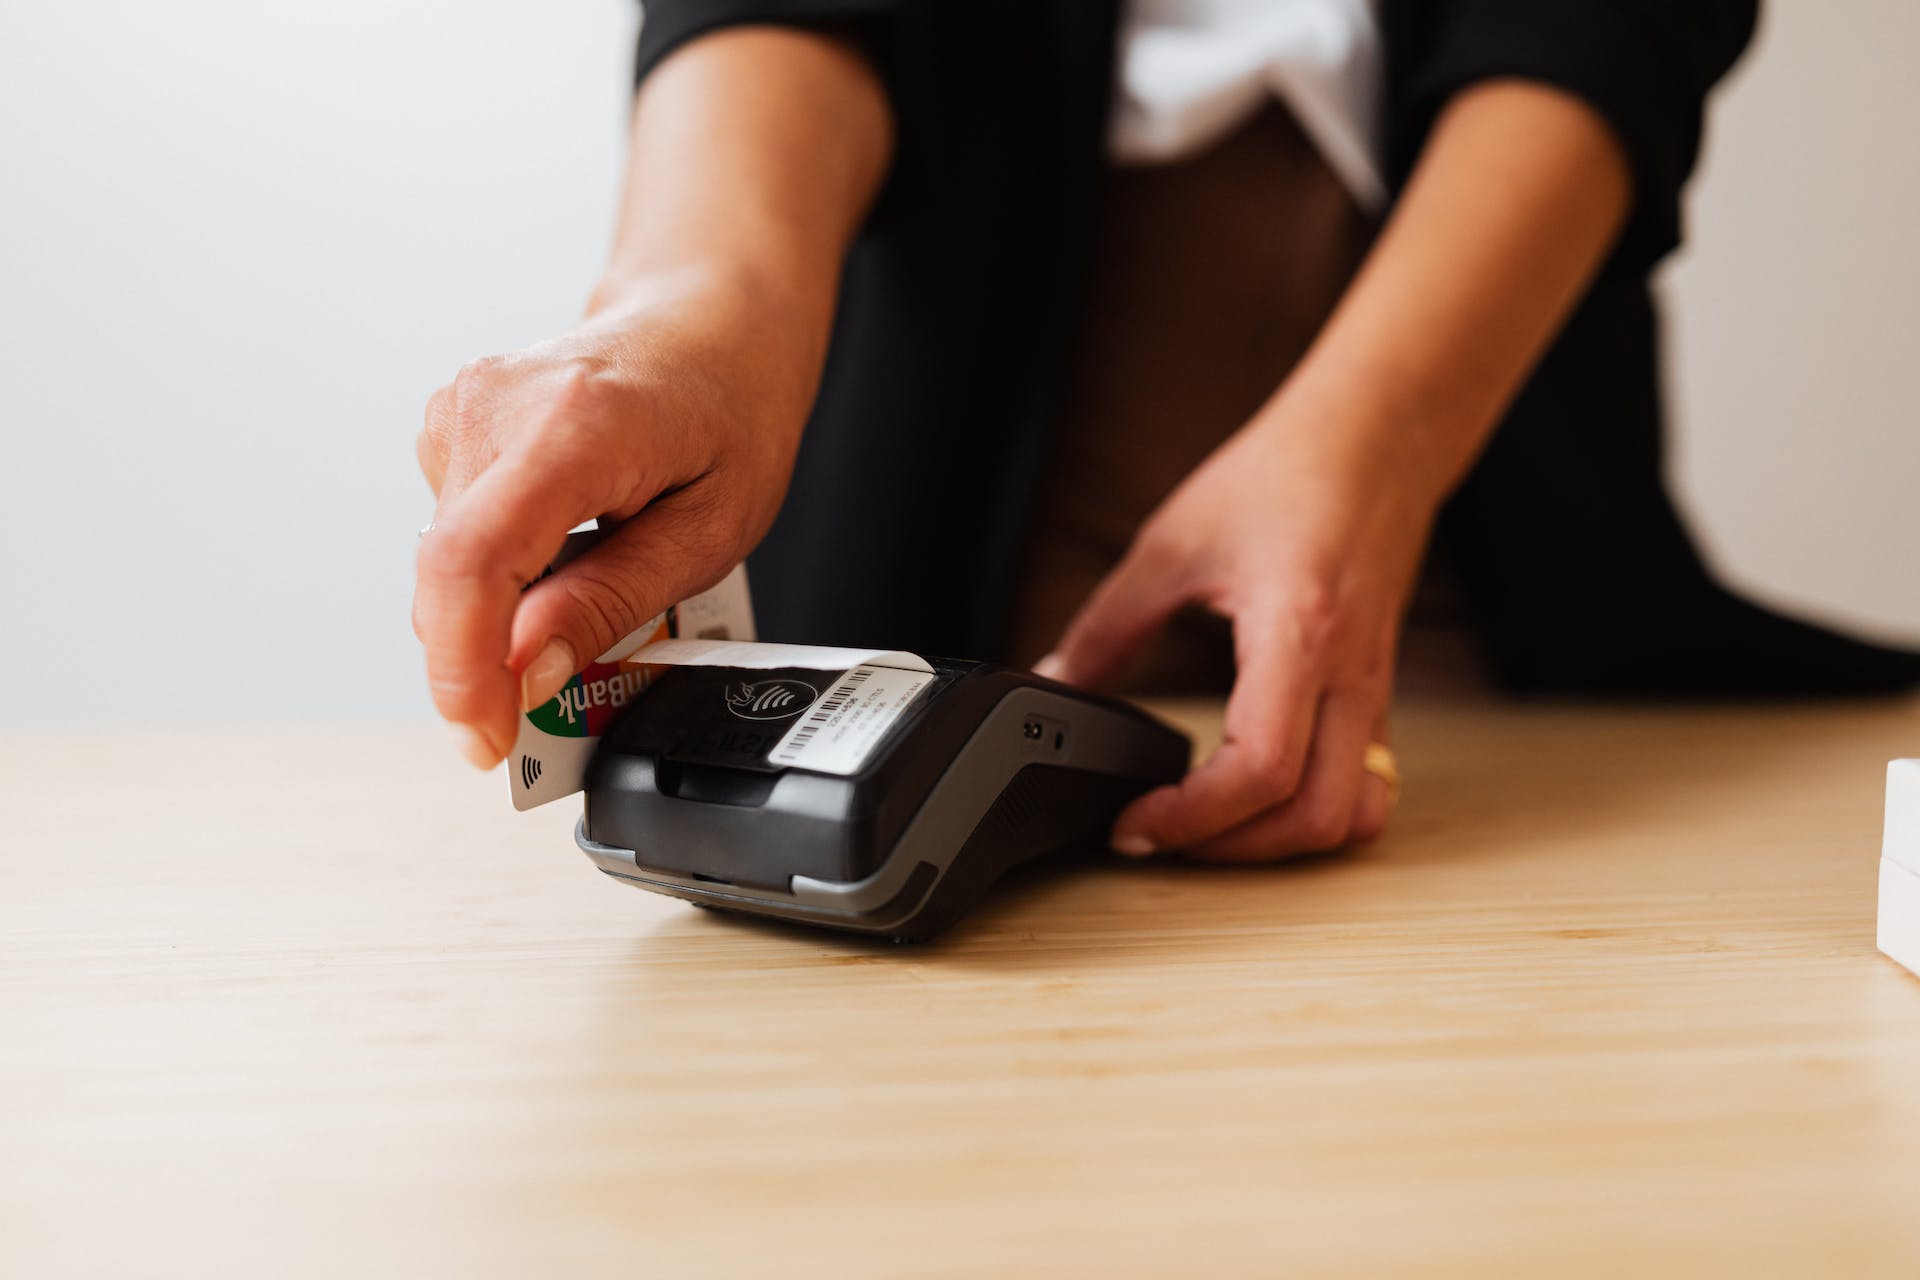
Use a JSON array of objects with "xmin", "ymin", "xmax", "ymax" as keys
[
  {"xmin": 527, "ymin": 663, "xmax": 651, "ymax": 738},
  {"xmin": 725, "ymin": 678, "xmax": 817, "ymax": 721}
]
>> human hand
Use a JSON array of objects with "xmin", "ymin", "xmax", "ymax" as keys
[
  {"xmin": 413, "ymin": 265, "xmax": 828, "ymax": 768},
  {"xmin": 1031, "ymin": 79, "xmax": 1637, "ymax": 859},
  {"xmin": 1035, "ymin": 385, "xmax": 1441, "ymax": 860}
]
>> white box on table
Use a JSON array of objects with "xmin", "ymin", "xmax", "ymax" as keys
[{"xmin": 1880, "ymin": 759, "xmax": 1920, "ymax": 979}]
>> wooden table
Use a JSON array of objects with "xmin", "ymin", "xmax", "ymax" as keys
[{"xmin": 5, "ymin": 697, "xmax": 1919, "ymax": 1277}]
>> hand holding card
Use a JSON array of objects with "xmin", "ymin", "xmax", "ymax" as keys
[{"xmin": 411, "ymin": 268, "xmax": 825, "ymax": 770}]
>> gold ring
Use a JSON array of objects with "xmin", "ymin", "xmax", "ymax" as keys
[{"xmin": 1363, "ymin": 741, "xmax": 1401, "ymax": 809}]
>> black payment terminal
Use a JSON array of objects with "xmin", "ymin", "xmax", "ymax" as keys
[{"xmin": 575, "ymin": 657, "xmax": 1189, "ymax": 942}]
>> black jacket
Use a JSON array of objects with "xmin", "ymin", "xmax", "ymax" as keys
[{"xmin": 632, "ymin": 0, "xmax": 1920, "ymax": 694}]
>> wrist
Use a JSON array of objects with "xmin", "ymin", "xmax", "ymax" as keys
[
  {"xmin": 1253, "ymin": 356, "xmax": 1460, "ymax": 519},
  {"xmin": 586, "ymin": 246, "xmax": 832, "ymax": 328}
]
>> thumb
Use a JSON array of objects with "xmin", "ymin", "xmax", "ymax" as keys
[
  {"xmin": 1036, "ymin": 539, "xmax": 1187, "ymax": 690},
  {"xmin": 508, "ymin": 497, "xmax": 739, "ymax": 710}
]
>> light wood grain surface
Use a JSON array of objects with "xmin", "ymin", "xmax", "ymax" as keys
[{"xmin": 4, "ymin": 697, "xmax": 1920, "ymax": 1278}]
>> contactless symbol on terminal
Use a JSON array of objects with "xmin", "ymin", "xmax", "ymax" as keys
[{"xmin": 725, "ymin": 679, "xmax": 819, "ymax": 721}]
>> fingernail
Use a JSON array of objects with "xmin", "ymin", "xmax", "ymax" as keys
[
  {"xmin": 520, "ymin": 639, "xmax": 576, "ymax": 712},
  {"xmin": 1033, "ymin": 653, "xmax": 1066, "ymax": 681},
  {"xmin": 451, "ymin": 724, "xmax": 503, "ymax": 771},
  {"xmin": 1112, "ymin": 833, "xmax": 1158, "ymax": 858}
]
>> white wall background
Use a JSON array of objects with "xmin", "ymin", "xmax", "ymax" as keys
[
  {"xmin": 1665, "ymin": 0, "xmax": 1920, "ymax": 647},
  {"xmin": 1, "ymin": 1, "xmax": 1914, "ymax": 729}
]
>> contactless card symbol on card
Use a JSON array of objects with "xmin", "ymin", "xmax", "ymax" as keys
[{"xmin": 725, "ymin": 678, "xmax": 818, "ymax": 721}]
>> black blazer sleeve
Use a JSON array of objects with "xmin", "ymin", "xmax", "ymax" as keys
[
  {"xmin": 634, "ymin": 0, "xmax": 901, "ymax": 84},
  {"xmin": 1381, "ymin": 0, "xmax": 1759, "ymax": 265}
]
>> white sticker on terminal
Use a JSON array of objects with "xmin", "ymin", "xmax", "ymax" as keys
[{"xmin": 765, "ymin": 664, "xmax": 936, "ymax": 775}]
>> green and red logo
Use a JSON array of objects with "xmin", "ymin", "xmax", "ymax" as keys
[{"xmin": 526, "ymin": 662, "xmax": 651, "ymax": 738}]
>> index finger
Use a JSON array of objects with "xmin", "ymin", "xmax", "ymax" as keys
[{"xmin": 412, "ymin": 449, "xmax": 606, "ymax": 764}]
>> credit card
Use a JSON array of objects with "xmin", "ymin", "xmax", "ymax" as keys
[{"xmin": 507, "ymin": 527, "xmax": 756, "ymax": 810}]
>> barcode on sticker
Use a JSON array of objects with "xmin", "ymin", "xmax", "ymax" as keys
[
  {"xmin": 778, "ymin": 669, "xmax": 871, "ymax": 754},
  {"xmin": 767, "ymin": 663, "xmax": 934, "ymax": 775}
]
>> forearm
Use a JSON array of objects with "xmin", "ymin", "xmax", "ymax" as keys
[
  {"xmin": 589, "ymin": 26, "xmax": 894, "ymax": 321},
  {"xmin": 1281, "ymin": 79, "xmax": 1633, "ymax": 505}
]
